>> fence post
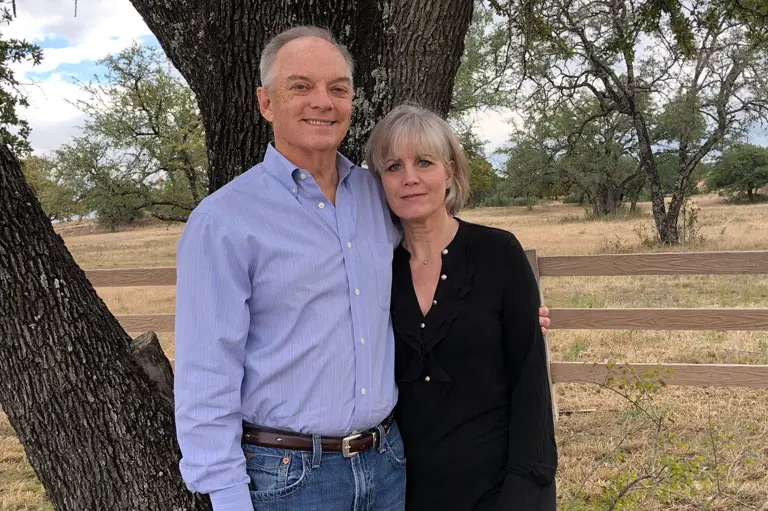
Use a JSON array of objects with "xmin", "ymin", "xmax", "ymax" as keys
[{"xmin": 525, "ymin": 248, "xmax": 559, "ymax": 422}]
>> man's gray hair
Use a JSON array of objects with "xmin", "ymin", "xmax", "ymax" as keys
[{"xmin": 260, "ymin": 26, "xmax": 355, "ymax": 89}]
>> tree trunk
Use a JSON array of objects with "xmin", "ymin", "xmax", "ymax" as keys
[
  {"xmin": 1, "ymin": 1, "xmax": 474, "ymax": 508},
  {"xmin": 627, "ymin": 173, "xmax": 644, "ymax": 214},
  {"xmin": 0, "ymin": 143, "xmax": 209, "ymax": 510},
  {"xmin": 661, "ymin": 190, "xmax": 686, "ymax": 245},
  {"xmin": 631, "ymin": 114, "xmax": 674, "ymax": 244},
  {"xmin": 130, "ymin": 0, "xmax": 474, "ymax": 193},
  {"xmin": 596, "ymin": 182, "xmax": 622, "ymax": 215},
  {"xmin": 748, "ymin": 186, "xmax": 754, "ymax": 202}
]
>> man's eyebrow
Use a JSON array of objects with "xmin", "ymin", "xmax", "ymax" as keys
[
  {"xmin": 286, "ymin": 74, "xmax": 312, "ymax": 82},
  {"xmin": 285, "ymin": 74, "xmax": 352, "ymax": 85}
]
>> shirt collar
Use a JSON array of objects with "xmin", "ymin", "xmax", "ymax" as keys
[{"xmin": 263, "ymin": 143, "xmax": 357, "ymax": 193}]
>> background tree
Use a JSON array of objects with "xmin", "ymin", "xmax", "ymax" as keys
[
  {"xmin": 491, "ymin": 0, "xmax": 768, "ymax": 244},
  {"xmin": 503, "ymin": 135, "xmax": 557, "ymax": 209},
  {"xmin": 450, "ymin": 1, "xmax": 517, "ymax": 119},
  {"xmin": 56, "ymin": 44, "xmax": 207, "ymax": 225},
  {"xmin": 54, "ymin": 136, "xmax": 147, "ymax": 231},
  {"xmin": 20, "ymin": 155, "xmax": 87, "ymax": 222},
  {"xmin": 707, "ymin": 143, "xmax": 768, "ymax": 201},
  {"xmin": 467, "ymin": 156, "xmax": 499, "ymax": 206},
  {"xmin": 454, "ymin": 126, "xmax": 501, "ymax": 206},
  {"xmin": 2, "ymin": 1, "xmax": 475, "ymax": 508},
  {"xmin": 505, "ymin": 94, "xmax": 644, "ymax": 216}
]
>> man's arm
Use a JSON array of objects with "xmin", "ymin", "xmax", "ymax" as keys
[
  {"xmin": 539, "ymin": 305, "xmax": 550, "ymax": 336},
  {"xmin": 175, "ymin": 211, "xmax": 253, "ymax": 511}
]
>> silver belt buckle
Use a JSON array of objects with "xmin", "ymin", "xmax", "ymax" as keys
[{"xmin": 341, "ymin": 432, "xmax": 363, "ymax": 458}]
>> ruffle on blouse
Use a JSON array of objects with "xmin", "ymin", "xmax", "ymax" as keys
[{"xmin": 391, "ymin": 220, "xmax": 475, "ymax": 404}]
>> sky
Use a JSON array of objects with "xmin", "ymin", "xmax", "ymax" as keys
[
  {"xmin": 7, "ymin": 0, "xmax": 516, "ymax": 164},
  {"xmin": 7, "ymin": 0, "xmax": 766, "ymax": 167},
  {"xmin": 7, "ymin": 0, "xmax": 160, "ymax": 154}
]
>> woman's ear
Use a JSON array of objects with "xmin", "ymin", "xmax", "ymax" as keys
[{"xmin": 446, "ymin": 160, "xmax": 455, "ymax": 189}]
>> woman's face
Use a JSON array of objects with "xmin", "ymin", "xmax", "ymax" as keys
[{"xmin": 379, "ymin": 141, "xmax": 453, "ymax": 223}]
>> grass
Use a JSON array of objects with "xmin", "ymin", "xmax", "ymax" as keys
[{"xmin": 2, "ymin": 193, "xmax": 767, "ymax": 509}]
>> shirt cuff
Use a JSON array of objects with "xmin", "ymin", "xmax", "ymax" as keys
[
  {"xmin": 209, "ymin": 483, "xmax": 252, "ymax": 511},
  {"xmin": 498, "ymin": 473, "xmax": 555, "ymax": 510}
]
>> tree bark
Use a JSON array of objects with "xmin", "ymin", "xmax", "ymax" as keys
[
  {"xmin": 2, "ymin": 1, "xmax": 474, "ymax": 508},
  {"xmin": 596, "ymin": 181, "xmax": 622, "ymax": 215},
  {"xmin": 0, "ymin": 143, "xmax": 209, "ymax": 510},
  {"xmin": 130, "ymin": 0, "xmax": 474, "ymax": 193}
]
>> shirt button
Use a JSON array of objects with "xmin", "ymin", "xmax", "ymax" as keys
[
  {"xmin": 291, "ymin": 187, "xmax": 297, "ymax": 194},
  {"xmin": 440, "ymin": 274, "xmax": 447, "ymax": 280},
  {"xmin": 347, "ymin": 241, "xmax": 352, "ymax": 248},
  {"xmin": 432, "ymin": 300, "xmax": 438, "ymax": 305},
  {"xmin": 318, "ymin": 202, "xmax": 325, "ymax": 209},
  {"xmin": 355, "ymin": 288, "xmax": 360, "ymax": 296},
  {"xmin": 300, "ymin": 173, "xmax": 307, "ymax": 180},
  {"xmin": 360, "ymin": 338, "xmax": 365, "ymax": 344},
  {"xmin": 424, "ymin": 376, "xmax": 431, "ymax": 382},
  {"xmin": 442, "ymin": 249, "xmax": 448, "ymax": 255},
  {"xmin": 420, "ymin": 323, "xmax": 426, "ymax": 329},
  {"xmin": 360, "ymin": 387, "xmax": 367, "ymax": 395}
]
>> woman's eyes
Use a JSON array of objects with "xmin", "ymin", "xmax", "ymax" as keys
[{"xmin": 385, "ymin": 160, "xmax": 433, "ymax": 172}]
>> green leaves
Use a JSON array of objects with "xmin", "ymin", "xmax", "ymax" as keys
[
  {"xmin": 0, "ymin": 1, "xmax": 43, "ymax": 155},
  {"xmin": 54, "ymin": 43, "xmax": 208, "ymax": 227},
  {"xmin": 707, "ymin": 143, "xmax": 768, "ymax": 200}
]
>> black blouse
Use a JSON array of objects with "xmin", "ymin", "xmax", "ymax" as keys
[{"xmin": 392, "ymin": 219, "xmax": 557, "ymax": 511}]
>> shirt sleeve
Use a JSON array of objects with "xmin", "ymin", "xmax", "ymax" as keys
[
  {"xmin": 498, "ymin": 234, "xmax": 558, "ymax": 510},
  {"xmin": 174, "ymin": 210, "xmax": 253, "ymax": 510}
]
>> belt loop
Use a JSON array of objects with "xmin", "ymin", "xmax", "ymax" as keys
[
  {"xmin": 311, "ymin": 435, "xmax": 322, "ymax": 468},
  {"xmin": 375, "ymin": 424, "xmax": 386, "ymax": 453}
]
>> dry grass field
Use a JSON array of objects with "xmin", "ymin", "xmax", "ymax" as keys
[{"xmin": 2, "ymin": 194, "xmax": 767, "ymax": 510}]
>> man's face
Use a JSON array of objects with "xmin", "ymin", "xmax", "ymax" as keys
[{"xmin": 257, "ymin": 37, "xmax": 353, "ymax": 157}]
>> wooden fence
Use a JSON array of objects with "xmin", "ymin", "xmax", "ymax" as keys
[{"xmin": 89, "ymin": 250, "xmax": 768, "ymax": 410}]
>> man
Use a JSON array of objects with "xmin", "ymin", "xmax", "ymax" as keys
[{"xmin": 175, "ymin": 26, "xmax": 551, "ymax": 511}]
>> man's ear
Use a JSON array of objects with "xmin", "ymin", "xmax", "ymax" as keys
[{"xmin": 256, "ymin": 87, "xmax": 274, "ymax": 122}]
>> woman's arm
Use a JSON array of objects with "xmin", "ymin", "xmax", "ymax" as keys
[{"xmin": 498, "ymin": 234, "xmax": 558, "ymax": 510}]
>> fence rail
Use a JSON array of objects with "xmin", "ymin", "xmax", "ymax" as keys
[
  {"xmin": 90, "ymin": 250, "xmax": 768, "ymax": 396},
  {"xmin": 551, "ymin": 362, "xmax": 768, "ymax": 388},
  {"xmin": 537, "ymin": 251, "xmax": 768, "ymax": 276}
]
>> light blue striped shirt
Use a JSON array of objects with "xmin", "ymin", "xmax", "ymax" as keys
[{"xmin": 174, "ymin": 145, "xmax": 400, "ymax": 510}]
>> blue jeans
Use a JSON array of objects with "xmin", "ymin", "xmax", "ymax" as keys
[{"xmin": 243, "ymin": 421, "xmax": 406, "ymax": 511}]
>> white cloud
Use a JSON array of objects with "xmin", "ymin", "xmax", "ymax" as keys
[
  {"xmin": 6, "ymin": 0, "xmax": 150, "ymax": 46},
  {"xmin": 10, "ymin": 0, "xmax": 152, "ymax": 76},
  {"xmin": 470, "ymin": 108, "xmax": 526, "ymax": 155},
  {"xmin": 21, "ymin": 73, "xmax": 90, "ymax": 154},
  {"xmin": 6, "ymin": 0, "xmax": 152, "ymax": 154}
]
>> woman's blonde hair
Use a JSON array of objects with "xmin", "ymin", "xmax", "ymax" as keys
[{"xmin": 365, "ymin": 104, "xmax": 470, "ymax": 215}]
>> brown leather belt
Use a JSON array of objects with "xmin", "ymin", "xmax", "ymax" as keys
[{"xmin": 242, "ymin": 416, "xmax": 393, "ymax": 458}]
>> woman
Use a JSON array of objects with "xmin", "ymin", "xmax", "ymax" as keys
[{"xmin": 365, "ymin": 105, "xmax": 557, "ymax": 510}]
